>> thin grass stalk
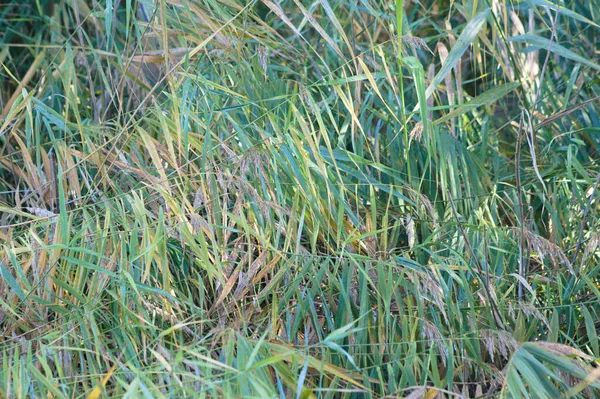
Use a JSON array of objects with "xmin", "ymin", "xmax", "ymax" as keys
[
  {"xmin": 516, "ymin": 111, "xmax": 526, "ymax": 300},
  {"xmin": 396, "ymin": 0, "xmax": 411, "ymax": 183}
]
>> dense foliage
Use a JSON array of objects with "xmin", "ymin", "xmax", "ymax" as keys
[{"xmin": 1, "ymin": 0, "xmax": 600, "ymax": 397}]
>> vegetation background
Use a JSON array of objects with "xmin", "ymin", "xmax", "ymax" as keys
[{"xmin": 1, "ymin": 0, "xmax": 599, "ymax": 397}]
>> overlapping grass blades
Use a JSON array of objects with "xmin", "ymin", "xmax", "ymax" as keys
[{"xmin": 1, "ymin": 0, "xmax": 599, "ymax": 397}]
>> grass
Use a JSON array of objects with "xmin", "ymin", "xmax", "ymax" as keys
[{"xmin": 1, "ymin": 0, "xmax": 600, "ymax": 397}]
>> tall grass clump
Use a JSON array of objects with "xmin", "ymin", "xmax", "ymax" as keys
[{"xmin": 1, "ymin": 0, "xmax": 600, "ymax": 397}]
